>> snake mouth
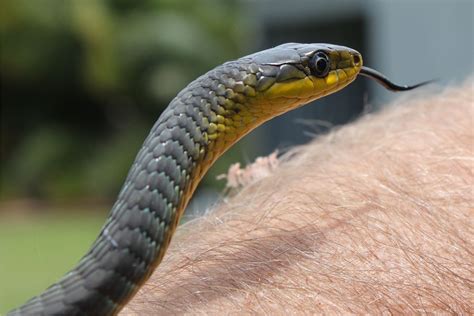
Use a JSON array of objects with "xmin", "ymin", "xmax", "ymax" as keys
[{"xmin": 359, "ymin": 66, "xmax": 433, "ymax": 92}]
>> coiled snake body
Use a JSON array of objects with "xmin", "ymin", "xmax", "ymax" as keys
[{"xmin": 9, "ymin": 43, "xmax": 427, "ymax": 315}]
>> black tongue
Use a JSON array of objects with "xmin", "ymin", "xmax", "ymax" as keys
[{"xmin": 359, "ymin": 66, "xmax": 434, "ymax": 92}]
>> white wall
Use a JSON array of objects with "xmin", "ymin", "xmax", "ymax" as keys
[{"xmin": 366, "ymin": 0, "xmax": 473, "ymax": 103}]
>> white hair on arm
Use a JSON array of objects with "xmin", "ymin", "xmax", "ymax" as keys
[{"xmin": 123, "ymin": 80, "xmax": 473, "ymax": 315}]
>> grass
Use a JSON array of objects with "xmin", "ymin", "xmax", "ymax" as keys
[{"xmin": 0, "ymin": 210, "xmax": 106, "ymax": 314}]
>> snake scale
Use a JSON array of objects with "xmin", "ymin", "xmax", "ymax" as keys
[{"xmin": 9, "ymin": 43, "xmax": 428, "ymax": 315}]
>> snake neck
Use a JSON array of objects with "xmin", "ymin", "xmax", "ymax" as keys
[
  {"xmin": 10, "ymin": 42, "xmax": 369, "ymax": 316},
  {"xmin": 10, "ymin": 61, "xmax": 264, "ymax": 316}
]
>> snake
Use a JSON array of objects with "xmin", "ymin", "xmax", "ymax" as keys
[{"xmin": 9, "ymin": 43, "xmax": 430, "ymax": 316}]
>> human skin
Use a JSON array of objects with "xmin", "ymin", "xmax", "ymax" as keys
[{"xmin": 122, "ymin": 82, "xmax": 473, "ymax": 315}]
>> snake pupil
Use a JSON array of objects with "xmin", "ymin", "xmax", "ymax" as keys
[
  {"xmin": 310, "ymin": 51, "xmax": 330, "ymax": 78},
  {"xmin": 317, "ymin": 59, "xmax": 327, "ymax": 71}
]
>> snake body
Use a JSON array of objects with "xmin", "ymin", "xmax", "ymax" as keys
[{"xmin": 10, "ymin": 43, "xmax": 425, "ymax": 315}]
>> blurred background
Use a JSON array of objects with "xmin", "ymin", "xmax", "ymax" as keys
[{"xmin": 0, "ymin": 0, "xmax": 472, "ymax": 312}]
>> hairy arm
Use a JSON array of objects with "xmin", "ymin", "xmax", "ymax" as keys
[{"xmin": 123, "ymin": 82, "xmax": 473, "ymax": 315}]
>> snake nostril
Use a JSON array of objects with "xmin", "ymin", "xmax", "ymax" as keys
[{"xmin": 353, "ymin": 54, "xmax": 361, "ymax": 66}]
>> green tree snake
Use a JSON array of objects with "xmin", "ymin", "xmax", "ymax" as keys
[{"xmin": 9, "ymin": 43, "xmax": 429, "ymax": 315}]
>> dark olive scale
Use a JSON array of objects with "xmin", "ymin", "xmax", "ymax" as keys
[
  {"xmin": 256, "ymin": 77, "xmax": 276, "ymax": 91},
  {"xmin": 276, "ymin": 64, "xmax": 307, "ymax": 81}
]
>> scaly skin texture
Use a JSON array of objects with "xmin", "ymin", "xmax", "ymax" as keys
[{"xmin": 9, "ymin": 43, "xmax": 362, "ymax": 316}]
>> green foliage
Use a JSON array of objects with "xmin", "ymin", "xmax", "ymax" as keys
[{"xmin": 0, "ymin": 0, "xmax": 252, "ymax": 200}]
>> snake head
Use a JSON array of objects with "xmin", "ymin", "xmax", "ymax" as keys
[{"xmin": 247, "ymin": 43, "xmax": 362, "ymax": 109}]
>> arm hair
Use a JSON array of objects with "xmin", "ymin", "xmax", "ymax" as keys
[{"xmin": 123, "ymin": 81, "xmax": 473, "ymax": 315}]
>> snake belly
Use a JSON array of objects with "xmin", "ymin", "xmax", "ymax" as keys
[{"xmin": 9, "ymin": 43, "xmax": 362, "ymax": 315}]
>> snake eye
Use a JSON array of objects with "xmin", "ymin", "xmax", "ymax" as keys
[{"xmin": 310, "ymin": 51, "xmax": 330, "ymax": 77}]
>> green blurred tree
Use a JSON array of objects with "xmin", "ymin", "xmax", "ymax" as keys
[{"xmin": 0, "ymin": 0, "xmax": 252, "ymax": 201}]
